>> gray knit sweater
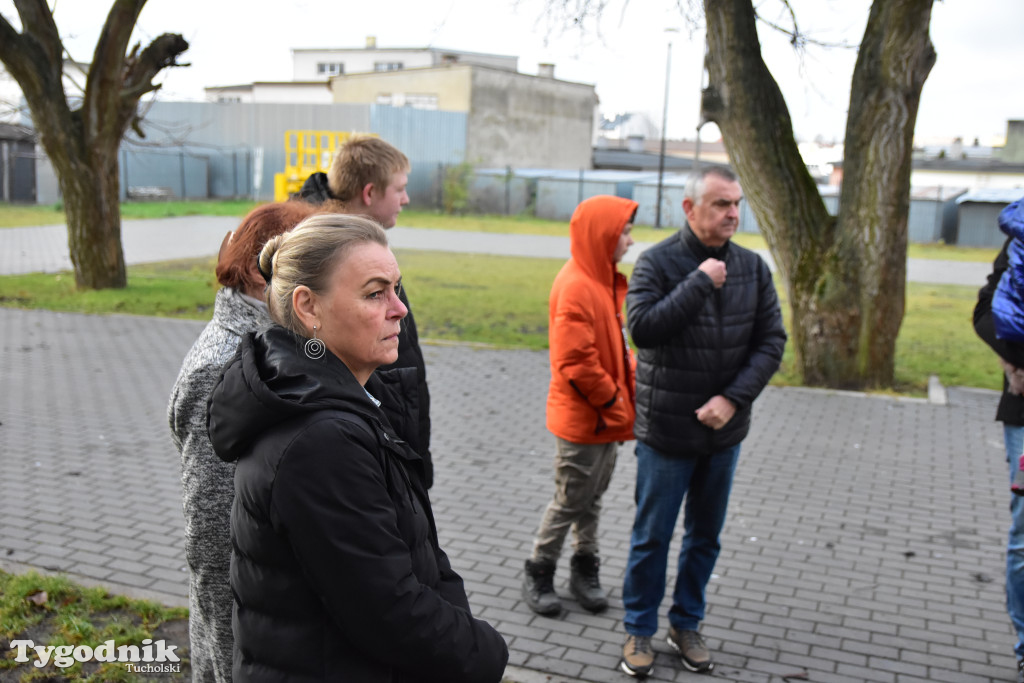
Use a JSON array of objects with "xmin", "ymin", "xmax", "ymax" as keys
[{"xmin": 168, "ymin": 287, "xmax": 269, "ymax": 683}]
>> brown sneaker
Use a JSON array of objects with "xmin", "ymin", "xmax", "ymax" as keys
[
  {"xmin": 667, "ymin": 626, "xmax": 713, "ymax": 673},
  {"xmin": 619, "ymin": 634, "xmax": 654, "ymax": 678}
]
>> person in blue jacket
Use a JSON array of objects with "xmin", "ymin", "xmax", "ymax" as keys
[
  {"xmin": 992, "ymin": 199, "xmax": 1024, "ymax": 345},
  {"xmin": 975, "ymin": 200, "xmax": 1024, "ymax": 683}
]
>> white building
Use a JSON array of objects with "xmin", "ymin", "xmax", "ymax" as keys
[
  {"xmin": 204, "ymin": 37, "xmax": 520, "ymax": 106},
  {"xmin": 204, "ymin": 81, "xmax": 332, "ymax": 104},
  {"xmin": 292, "ymin": 37, "xmax": 517, "ymax": 80}
]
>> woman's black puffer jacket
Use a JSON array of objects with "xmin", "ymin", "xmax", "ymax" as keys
[{"xmin": 207, "ymin": 326, "xmax": 508, "ymax": 682}]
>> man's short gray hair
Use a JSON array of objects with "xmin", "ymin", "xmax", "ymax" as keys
[{"xmin": 684, "ymin": 166, "xmax": 738, "ymax": 205}]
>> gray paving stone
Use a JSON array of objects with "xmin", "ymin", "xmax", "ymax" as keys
[
  {"xmin": 29, "ymin": 554, "xmax": 75, "ymax": 572},
  {"xmin": 70, "ymin": 563, "xmax": 115, "ymax": 581}
]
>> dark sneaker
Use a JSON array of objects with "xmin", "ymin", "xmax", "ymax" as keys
[
  {"xmin": 522, "ymin": 559, "xmax": 561, "ymax": 616},
  {"xmin": 569, "ymin": 553, "xmax": 609, "ymax": 612},
  {"xmin": 620, "ymin": 634, "xmax": 654, "ymax": 678},
  {"xmin": 667, "ymin": 626, "xmax": 713, "ymax": 673},
  {"xmin": 1017, "ymin": 658, "xmax": 1024, "ymax": 683}
]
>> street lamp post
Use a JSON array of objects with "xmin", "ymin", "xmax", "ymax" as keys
[
  {"xmin": 694, "ymin": 37, "xmax": 709, "ymax": 173},
  {"xmin": 654, "ymin": 29, "xmax": 677, "ymax": 230}
]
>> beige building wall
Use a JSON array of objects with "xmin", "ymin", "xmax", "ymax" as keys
[
  {"xmin": 467, "ymin": 68, "xmax": 597, "ymax": 169},
  {"xmin": 328, "ymin": 64, "xmax": 597, "ymax": 169},
  {"xmin": 329, "ymin": 66, "xmax": 472, "ymax": 112}
]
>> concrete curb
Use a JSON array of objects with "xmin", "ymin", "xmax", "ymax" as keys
[{"xmin": 928, "ymin": 373, "xmax": 949, "ymax": 405}]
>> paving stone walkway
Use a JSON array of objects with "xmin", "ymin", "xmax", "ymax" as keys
[{"xmin": 0, "ymin": 305, "xmax": 1017, "ymax": 682}]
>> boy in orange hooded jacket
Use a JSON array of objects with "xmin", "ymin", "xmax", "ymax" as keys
[{"xmin": 523, "ymin": 195, "xmax": 637, "ymax": 616}]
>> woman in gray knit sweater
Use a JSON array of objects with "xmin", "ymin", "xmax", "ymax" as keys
[{"xmin": 168, "ymin": 202, "xmax": 315, "ymax": 682}]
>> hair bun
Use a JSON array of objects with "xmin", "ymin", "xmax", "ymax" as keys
[
  {"xmin": 257, "ymin": 233, "xmax": 286, "ymax": 285},
  {"xmin": 256, "ymin": 258, "xmax": 272, "ymax": 284}
]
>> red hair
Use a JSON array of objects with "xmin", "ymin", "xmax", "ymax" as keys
[{"xmin": 216, "ymin": 202, "xmax": 318, "ymax": 292}]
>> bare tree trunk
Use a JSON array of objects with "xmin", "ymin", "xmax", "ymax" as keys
[
  {"xmin": 60, "ymin": 147, "xmax": 126, "ymax": 289},
  {"xmin": 836, "ymin": 0, "xmax": 935, "ymax": 386},
  {"xmin": 702, "ymin": 0, "xmax": 933, "ymax": 389}
]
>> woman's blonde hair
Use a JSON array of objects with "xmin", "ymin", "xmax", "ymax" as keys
[{"xmin": 257, "ymin": 213, "xmax": 389, "ymax": 335}]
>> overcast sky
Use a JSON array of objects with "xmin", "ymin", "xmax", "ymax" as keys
[{"xmin": 4, "ymin": 0, "xmax": 1022, "ymax": 145}]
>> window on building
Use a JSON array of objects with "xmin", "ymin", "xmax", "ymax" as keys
[
  {"xmin": 374, "ymin": 61, "xmax": 404, "ymax": 72},
  {"xmin": 317, "ymin": 62, "xmax": 344, "ymax": 76},
  {"xmin": 218, "ymin": 95, "xmax": 243, "ymax": 103}
]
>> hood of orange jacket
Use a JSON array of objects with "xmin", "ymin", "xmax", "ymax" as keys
[
  {"xmin": 569, "ymin": 195, "xmax": 636, "ymax": 285},
  {"xmin": 546, "ymin": 195, "xmax": 638, "ymax": 444}
]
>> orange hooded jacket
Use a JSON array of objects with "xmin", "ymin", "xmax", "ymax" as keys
[{"xmin": 546, "ymin": 195, "xmax": 637, "ymax": 444}]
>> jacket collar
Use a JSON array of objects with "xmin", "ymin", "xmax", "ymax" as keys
[{"xmin": 681, "ymin": 224, "xmax": 730, "ymax": 261}]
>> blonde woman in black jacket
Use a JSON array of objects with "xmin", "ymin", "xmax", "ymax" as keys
[{"xmin": 207, "ymin": 214, "xmax": 508, "ymax": 682}]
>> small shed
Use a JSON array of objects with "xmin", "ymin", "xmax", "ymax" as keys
[
  {"xmin": 535, "ymin": 170, "xmax": 658, "ymax": 221},
  {"xmin": 633, "ymin": 173, "xmax": 689, "ymax": 228},
  {"xmin": 954, "ymin": 188, "xmax": 1024, "ymax": 247},
  {"xmin": 907, "ymin": 186, "xmax": 967, "ymax": 244}
]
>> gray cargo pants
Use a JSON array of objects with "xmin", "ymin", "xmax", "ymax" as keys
[{"xmin": 530, "ymin": 437, "xmax": 620, "ymax": 563}]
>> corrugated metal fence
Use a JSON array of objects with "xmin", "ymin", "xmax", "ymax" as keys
[{"xmin": 110, "ymin": 101, "xmax": 467, "ymax": 204}]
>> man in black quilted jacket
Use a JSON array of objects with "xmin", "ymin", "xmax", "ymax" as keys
[{"xmin": 618, "ymin": 166, "xmax": 786, "ymax": 678}]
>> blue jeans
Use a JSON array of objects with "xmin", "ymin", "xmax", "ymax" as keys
[
  {"xmin": 623, "ymin": 439, "xmax": 741, "ymax": 636},
  {"xmin": 1005, "ymin": 425, "xmax": 1024, "ymax": 661}
]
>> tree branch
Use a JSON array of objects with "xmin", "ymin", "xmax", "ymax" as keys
[
  {"xmin": 752, "ymin": 3, "xmax": 857, "ymax": 52},
  {"xmin": 82, "ymin": 0, "xmax": 146, "ymax": 145},
  {"xmin": 12, "ymin": 0, "xmax": 63, "ymax": 65},
  {"xmin": 116, "ymin": 32, "xmax": 189, "ymax": 136},
  {"xmin": 0, "ymin": 4, "xmax": 76, "ymax": 163}
]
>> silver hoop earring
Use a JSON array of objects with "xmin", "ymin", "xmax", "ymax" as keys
[{"xmin": 305, "ymin": 325, "xmax": 326, "ymax": 360}]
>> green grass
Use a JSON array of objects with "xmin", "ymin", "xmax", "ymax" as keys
[
  {"xmin": 120, "ymin": 199, "xmax": 262, "ymax": 219},
  {"xmin": 0, "ymin": 258, "xmax": 220, "ymax": 319},
  {"xmin": 399, "ymin": 251, "xmax": 560, "ymax": 350},
  {"xmin": 0, "ymin": 203, "xmax": 68, "ymax": 227},
  {"xmin": 767, "ymin": 281, "xmax": 1000, "ymax": 394},
  {"xmin": 0, "ymin": 249, "xmax": 1000, "ymax": 396},
  {"xmin": 0, "ymin": 569, "xmax": 189, "ymax": 681}
]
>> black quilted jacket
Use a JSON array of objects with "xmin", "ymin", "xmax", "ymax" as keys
[
  {"xmin": 207, "ymin": 326, "xmax": 507, "ymax": 682},
  {"xmin": 626, "ymin": 227, "xmax": 787, "ymax": 456}
]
